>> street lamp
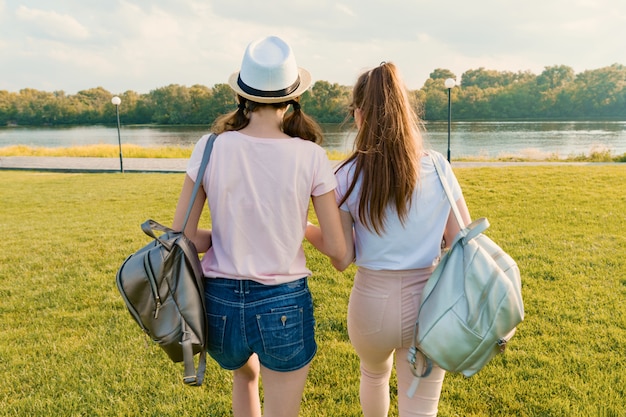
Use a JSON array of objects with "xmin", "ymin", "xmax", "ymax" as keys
[
  {"xmin": 444, "ymin": 78, "xmax": 456, "ymax": 162},
  {"xmin": 111, "ymin": 96, "xmax": 123, "ymax": 173}
]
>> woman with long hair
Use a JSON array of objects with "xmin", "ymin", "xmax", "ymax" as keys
[{"xmin": 333, "ymin": 62, "xmax": 472, "ymax": 416}]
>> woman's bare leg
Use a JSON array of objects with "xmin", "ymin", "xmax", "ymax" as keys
[
  {"xmin": 260, "ymin": 363, "xmax": 311, "ymax": 417},
  {"xmin": 232, "ymin": 354, "xmax": 262, "ymax": 417}
]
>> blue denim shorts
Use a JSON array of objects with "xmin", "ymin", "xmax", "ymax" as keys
[{"xmin": 204, "ymin": 277, "xmax": 317, "ymax": 372}]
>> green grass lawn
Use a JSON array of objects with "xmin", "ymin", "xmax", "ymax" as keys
[{"xmin": 0, "ymin": 165, "xmax": 625, "ymax": 416}]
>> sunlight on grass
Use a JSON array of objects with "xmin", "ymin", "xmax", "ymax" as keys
[
  {"xmin": 0, "ymin": 144, "xmax": 193, "ymax": 158},
  {"xmin": 454, "ymin": 145, "xmax": 624, "ymax": 162},
  {"xmin": 1, "ymin": 166, "xmax": 625, "ymax": 416},
  {"xmin": 1, "ymin": 144, "xmax": 624, "ymax": 162},
  {"xmin": 326, "ymin": 149, "xmax": 348, "ymax": 161}
]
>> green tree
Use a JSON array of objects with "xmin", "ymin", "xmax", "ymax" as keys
[
  {"xmin": 420, "ymin": 76, "xmax": 458, "ymax": 120},
  {"xmin": 149, "ymin": 84, "xmax": 194, "ymax": 124},
  {"xmin": 428, "ymin": 68, "xmax": 456, "ymax": 81},
  {"xmin": 300, "ymin": 81, "xmax": 351, "ymax": 123},
  {"xmin": 456, "ymin": 85, "xmax": 498, "ymax": 119},
  {"xmin": 566, "ymin": 64, "xmax": 626, "ymax": 118},
  {"xmin": 534, "ymin": 65, "xmax": 575, "ymax": 117},
  {"xmin": 2, "ymin": 63, "xmax": 625, "ymax": 125},
  {"xmin": 0, "ymin": 90, "xmax": 16, "ymax": 125},
  {"xmin": 187, "ymin": 84, "xmax": 213, "ymax": 124},
  {"xmin": 491, "ymin": 75, "xmax": 537, "ymax": 119},
  {"xmin": 116, "ymin": 90, "xmax": 152, "ymax": 124},
  {"xmin": 537, "ymin": 65, "xmax": 575, "ymax": 90},
  {"xmin": 408, "ymin": 89, "xmax": 426, "ymax": 119},
  {"xmin": 74, "ymin": 87, "xmax": 113, "ymax": 123},
  {"xmin": 11, "ymin": 89, "xmax": 59, "ymax": 125},
  {"xmin": 206, "ymin": 83, "xmax": 237, "ymax": 123},
  {"xmin": 461, "ymin": 68, "xmax": 518, "ymax": 89}
]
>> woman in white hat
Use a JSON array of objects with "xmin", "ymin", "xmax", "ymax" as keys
[{"xmin": 172, "ymin": 36, "xmax": 346, "ymax": 417}]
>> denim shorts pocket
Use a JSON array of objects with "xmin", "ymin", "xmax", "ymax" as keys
[
  {"xmin": 256, "ymin": 306, "xmax": 304, "ymax": 362},
  {"xmin": 206, "ymin": 313, "xmax": 227, "ymax": 354},
  {"xmin": 349, "ymin": 286, "xmax": 388, "ymax": 336}
]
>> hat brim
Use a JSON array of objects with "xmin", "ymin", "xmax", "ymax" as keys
[{"xmin": 227, "ymin": 67, "xmax": 312, "ymax": 104}]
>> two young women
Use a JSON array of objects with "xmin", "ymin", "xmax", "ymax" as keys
[{"xmin": 173, "ymin": 36, "xmax": 471, "ymax": 417}]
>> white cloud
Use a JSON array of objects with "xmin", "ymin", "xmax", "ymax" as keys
[
  {"xmin": 334, "ymin": 4, "xmax": 356, "ymax": 18},
  {"xmin": 15, "ymin": 5, "xmax": 90, "ymax": 41}
]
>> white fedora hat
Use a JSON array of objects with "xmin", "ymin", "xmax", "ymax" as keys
[{"xmin": 228, "ymin": 36, "xmax": 312, "ymax": 104}]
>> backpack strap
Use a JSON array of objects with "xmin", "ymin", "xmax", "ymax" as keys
[
  {"xmin": 406, "ymin": 153, "xmax": 456, "ymax": 398},
  {"xmin": 182, "ymin": 133, "xmax": 218, "ymax": 230},
  {"xmin": 430, "ymin": 153, "xmax": 465, "ymax": 229},
  {"xmin": 180, "ymin": 133, "xmax": 216, "ymax": 386},
  {"xmin": 182, "ymin": 320, "xmax": 207, "ymax": 386}
]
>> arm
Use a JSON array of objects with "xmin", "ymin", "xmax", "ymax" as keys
[
  {"xmin": 305, "ymin": 190, "xmax": 346, "ymax": 264},
  {"xmin": 307, "ymin": 206, "xmax": 354, "ymax": 271},
  {"xmin": 443, "ymin": 195, "xmax": 472, "ymax": 249},
  {"xmin": 331, "ymin": 209, "xmax": 356, "ymax": 271},
  {"xmin": 172, "ymin": 174, "xmax": 212, "ymax": 253}
]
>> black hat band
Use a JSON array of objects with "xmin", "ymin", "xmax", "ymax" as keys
[{"xmin": 237, "ymin": 75, "xmax": 301, "ymax": 98}]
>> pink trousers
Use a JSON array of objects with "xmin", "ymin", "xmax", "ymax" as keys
[{"xmin": 347, "ymin": 267, "xmax": 446, "ymax": 417}]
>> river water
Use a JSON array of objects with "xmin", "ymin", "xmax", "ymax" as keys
[{"xmin": 1, "ymin": 121, "xmax": 625, "ymax": 158}]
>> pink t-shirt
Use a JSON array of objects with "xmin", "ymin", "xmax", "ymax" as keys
[{"xmin": 187, "ymin": 131, "xmax": 337, "ymax": 284}]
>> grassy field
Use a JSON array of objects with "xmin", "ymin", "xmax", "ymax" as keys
[{"xmin": 0, "ymin": 165, "xmax": 625, "ymax": 416}]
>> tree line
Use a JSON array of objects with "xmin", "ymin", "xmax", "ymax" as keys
[{"xmin": 1, "ymin": 64, "xmax": 624, "ymax": 126}]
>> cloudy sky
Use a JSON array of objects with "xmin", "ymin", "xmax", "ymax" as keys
[{"xmin": 1, "ymin": 0, "xmax": 625, "ymax": 94}]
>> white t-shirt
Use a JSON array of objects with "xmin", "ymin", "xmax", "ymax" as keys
[
  {"xmin": 334, "ymin": 151, "xmax": 463, "ymax": 270},
  {"xmin": 187, "ymin": 131, "xmax": 337, "ymax": 284}
]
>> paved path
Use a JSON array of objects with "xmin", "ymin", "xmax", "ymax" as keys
[
  {"xmin": 0, "ymin": 156, "xmax": 190, "ymax": 173},
  {"xmin": 0, "ymin": 156, "xmax": 618, "ymax": 173}
]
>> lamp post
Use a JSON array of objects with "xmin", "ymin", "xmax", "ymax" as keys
[
  {"xmin": 444, "ymin": 78, "xmax": 456, "ymax": 162},
  {"xmin": 111, "ymin": 96, "xmax": 123, "ymax": 173}
]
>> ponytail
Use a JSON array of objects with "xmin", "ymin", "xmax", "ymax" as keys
[
  {"xmin": 283, "ymin": 98, "xmax": 324, "ymax": 144},
  {"xmin": 338, "ymin": 62, "xmax": 422, "ymax": 235},
  {"xmin": 211, "ymin": 96, "xmax": 250, "ymax": 133}
]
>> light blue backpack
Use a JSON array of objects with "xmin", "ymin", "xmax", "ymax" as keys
[{"xmin": 407, "ymin": 155, "xmax": 524, "ymax": 396}]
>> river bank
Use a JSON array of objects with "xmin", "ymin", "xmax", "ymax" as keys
[{"xmin": 0, "ymin": 156, "xmax": 619, "ymax": 174}]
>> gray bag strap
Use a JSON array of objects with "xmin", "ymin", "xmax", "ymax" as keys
[
  {"xmin": 182, "ymin": 133, "xmax": 218, "ymax": 231},
  {"xmin": 182, "ymin": 321, "xmax": 207, "ymax": 386},
  {"xmin": 180, "ymin": 133, "xmax": 216, "ymax": 386}
]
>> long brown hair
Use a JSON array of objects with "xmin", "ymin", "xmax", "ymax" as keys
[
  {"xmin": 337, "ymin": 62, "xmax": 424, "ymax": 235},
  {"xmin": 211, "ymin": 95, "xmax": 324, "ymax": 143}
]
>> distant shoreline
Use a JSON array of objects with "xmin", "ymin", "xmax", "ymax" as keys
[
  {"xmin": 0, "ymin": 154, "xmax": 621, "ymax": 176},
  {"xmin": 0, "ymin": 143, "xmax": 624, "ymax": 164}
]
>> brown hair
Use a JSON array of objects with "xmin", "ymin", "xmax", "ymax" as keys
[
  {"xmin": 211, "ymin": 95, "xmax": 324, "ymax": 144},
  {"xmin": 337, "ymin": 62, "xmax": 424, "ymax": 235}
]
